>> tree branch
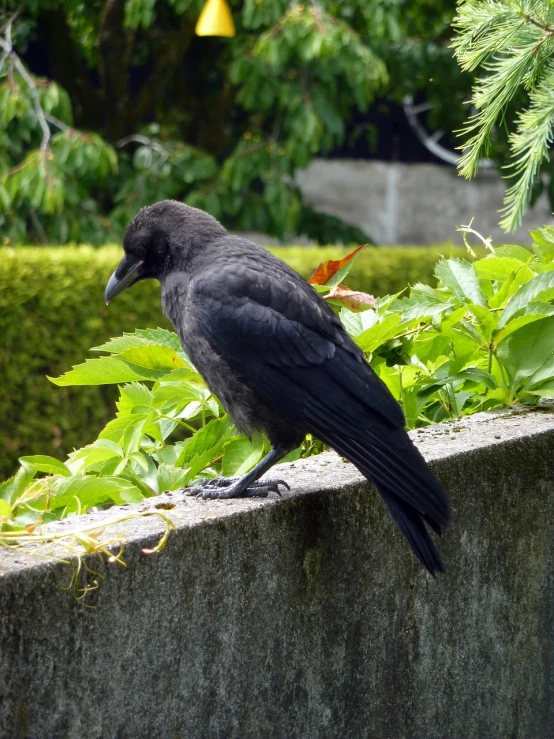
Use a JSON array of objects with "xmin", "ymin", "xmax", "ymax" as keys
[
  {"xmin": 0, "ymin": 14, "xmax": 15, "ymax": 75},
  {"xmin": 524, "ymin": 14, "xmax": 554, "ymax": 35},
  {"xmin": 45, "ymin": 112, "xmax": 72, "ymax": 132},
  {"xmin": 0, "ymin": 24, "xmax": 50, "ymax": 152}
]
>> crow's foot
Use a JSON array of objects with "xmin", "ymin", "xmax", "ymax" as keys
[{"xmin": 182, "ymin": 476, "xmax": 290, "ymax": 500}]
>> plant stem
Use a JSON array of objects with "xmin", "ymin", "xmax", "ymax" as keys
[
  {"xmin": 157, "ymin": 413, "xmax": 197, "ymax": 435},
  {"xmin": 524, "ymin": 14, "xmax": 554, "ymax": 35}
]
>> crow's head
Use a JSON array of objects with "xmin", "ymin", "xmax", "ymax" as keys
[{"xmin": 105, "ymin": 200, "xmax": 226, "ymax": 303}]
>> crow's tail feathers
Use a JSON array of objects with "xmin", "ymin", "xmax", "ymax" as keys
[
  {"xmin": 382, "ymin": 496, "xmax": 445, "ymax": 576},
  {"xmin": 311, "ymin": 423, "xmax": 450, "ymax": 576}
]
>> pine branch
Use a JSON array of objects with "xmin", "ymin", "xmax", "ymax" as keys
[
  {"xmin": 457, "ymin": 47, "xmax": 534, "ymax": 178},
  {"xmin": 524, "ymin": 13, "xmax": 554, "ymax": 34},
  {"xmin": 453, "ymin": 0, "xmax": 554, "ymax": 230},
  {"xmin": 500, "ymin": 60, "xmax": 554, "ymax": 230}
]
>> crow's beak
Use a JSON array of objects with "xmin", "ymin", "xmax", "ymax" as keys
[{"xmin": 105, "ymin": 255, "xmax": 144, "ymax": 304}]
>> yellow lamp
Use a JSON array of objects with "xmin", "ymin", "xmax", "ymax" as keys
[{"xmin": 195, "ymin": 0, "xmax": 236, "ymax": 38}]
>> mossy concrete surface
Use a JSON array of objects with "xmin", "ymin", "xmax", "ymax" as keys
[{"xmin": 1, "ymin": 406, "xmax": 554, "ymax": 738}]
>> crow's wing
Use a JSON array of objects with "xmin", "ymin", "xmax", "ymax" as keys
[
  {"xmin": 190, "ymin": 260, "xmax": 404, "ymax": 424},
  {"xmin": 190, "ymin": 261, "xmax": 450, "ymax": 574}
]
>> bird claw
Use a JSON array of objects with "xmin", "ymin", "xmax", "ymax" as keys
[
  {"xmin": 261, "ymin": 479, "xmax": 290, "ymax": 495},
  {"xmin": 180, "ymin": 477, "xmax": 290, "ymax": 500}
]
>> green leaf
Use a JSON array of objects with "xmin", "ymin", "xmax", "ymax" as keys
[
  {"xmin": 339, "ymin": 307, "xmax": 377, "ymax": 337},
  {"xmin": 498, "ymin": 271, "xmax": 554, "ymax": 328},
  {"xmin": 50, "ymin": 345, "xmax": 187, "ymax": 386},
  {"xmin": 355, "ymin": 314, "xmax": 403, "ymax": 353},
  {"xmin": 176, "ymin": 418, "xmax": 233, "ymax": 482},
  {"xmin": 120, "ymin": 488, "xmax": 145, "ymax": 504},
  {"xmin": 156, "ymin": 463, "xmax": 189, "ymax": 492},
  {"xmin": 435, "ymin": 258, "xmax": 486, "ymax": 307},
  {"xmin": 374, "ymin": 362, "xmax": 423, "ymax": 403},
  {"xmin": 439, "ymin": 305, "xmax": 471, "ymax": 331},
  {"xmin": 281, "ymin": 447, "xmax": 302, "ymax": 463},
  {"xmin": 177, "ymin": 417, "xmax": 229, "ymax": 468},
  {"xmin": 457, "ymin": 368, "xmax": 497, "ymax": 388},
  {"xmin": 116, "ymin": 383, "xmax": 152, "ymax": 415},
  {"xmin": 339, "ymin": 308, "xmax": 363, "ymax": 336},
  {"xmin": 493, "ymin": 246, "xmax": 533, "ymax": 262},
  {"xmin": 0, "ymin": 466, "xmax": 36, "ymax": 505},
  {"xmin": 154, "ymin": 443, "xmax": 186, "ymax": 466},
  {"xmin": 494, "ymin": 302, "xmax": 554, "ymax": 343},
  {"xmin": 222, "ymin": 437, "xmax": 265, "ymax": 476},
  {"xmin": 375, "ymin": 290, "xmax": 406, "ymax": 312},
  {"xmin": 525, "ymin": 356, "xmax": 554, "ymax": 390},
  {"xmin": 19, "ymin": 455, "xmax": 72, "ymax": 477},
  {"xmin": 177, "ymin": 401, "xmax": 205, "ymax": 420},
  {"xmin": 487, "ymin": 262, "xmax": 534, "ymax": 310},
  {"xmin": 93, "ymin": 328, "xmax": 185, "ymax": 356},
  {"xmin": 496, "ymin": 315, "xmax": 554, "ymax": 390},
  {"xmin": 391, "ymin": 293, "xmax": 454, "ymax": 321},
  {"xmin": 411, "ymin": 283, "xmax": 439, "ymax": 298},
  {"xmin": 99, "ymin": 413, "xmax": 153, "ymax": 452},
  {"xmin": 12, "ymin": 511, "xmax": 43, "ymax": 527},
  {"xmin": 411, "ymin": 333, "xmax": 452, "ymax": 365},
  {"xmin": 51, "ymin": 475, "xmax": 145, "ymax": 510},
  {"xmin": 467, "ymin": 303, "xmax": 498, "ymax": 341},
  {"xmin": 452, "ymin": 390, "xmax": 473, "ymax": 415},
  {"xmin": 122, "ymin": 413, "xmax": 155, "ymax": 455},
  {"xmin": 418, "ymin": 367, "xmax": 497, "ymax": 399},
  {"xmin": 152, "ymin": 380, "xmax": 206, "ymax": 408},
  {"xmin": 126, "ymin": 451, "xmax": 159, "ymax": 493},
  {"xmin": 68, "ymin": 439, "xmax": 124, "ymax": 471},
  {"xmin": 118, "ymin": 345, "xmax": 188, "ymax": 372},
  {"xmin": 530, "ymin": 226, "xmax": 554, "ymax": 263},
  {"xmin": 475, "ymin": 255, "xmax": 531, "ymax": 281},
  {"xmin": 0, "ymin": 499, "xmax": 12, "ymax": 518},
  {"xmin": 50, "ymin": 356, "xmax": 159, "ymax": 386},
  {"xmin": 523, "ymin": 380, "xmax": 554, "ymax": 398}
]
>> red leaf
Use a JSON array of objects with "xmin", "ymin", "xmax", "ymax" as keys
[
  {"xmin": 324, "ymin": 284, "xmax": 377, "ymax": 312},
  {"xmin": 308, "ymin": 244, "xmax": 367, "ymax": 287}
]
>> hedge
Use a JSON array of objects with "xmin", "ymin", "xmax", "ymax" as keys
[{"xmin": 0, "ymin": 243, "xmax": 472, "ymax": 479}]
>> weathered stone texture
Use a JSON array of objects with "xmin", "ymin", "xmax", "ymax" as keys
[{"xmin": 1, "ymin": 407, "xmax": 553, "ymax": 738}]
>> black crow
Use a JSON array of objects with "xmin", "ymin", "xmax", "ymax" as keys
[{"xmin": 105, "ymin": 200, "xmax": 450, "ymax": 574}]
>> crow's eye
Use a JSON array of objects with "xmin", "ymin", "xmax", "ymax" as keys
[
  {"xmin": 125, "ymin": 248, "xmax": 144, "ymax": 262},
  {"xmin": 152, "ymin": 231, "xmax": 168, "ymax": 257}
]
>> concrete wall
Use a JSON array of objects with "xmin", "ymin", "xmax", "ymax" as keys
[
  {"xmin": 1, "ymin": 405, "xmax": 554, "ymax": 739},
  {"xmin": 296, "ymin": 160, "xmax": 554, "ymax": 245}
]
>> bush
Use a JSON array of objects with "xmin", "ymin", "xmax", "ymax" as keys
[{"xmin": 0, "ymin": 242, "xmax": 471, "ymax": 478}]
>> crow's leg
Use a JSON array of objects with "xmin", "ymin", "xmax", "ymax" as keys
[{"xmin": 183, "ymin": 444, "xmax": 296, "ymax": 499}]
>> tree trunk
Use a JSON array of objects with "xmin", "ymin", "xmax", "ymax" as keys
[
  {"xmin": 35, "ymin": 8, "xmax": 102, "ymax": 129},
  {"xmin": 97, "ymin": 0, "xmax": 133, "ymax": 142}
]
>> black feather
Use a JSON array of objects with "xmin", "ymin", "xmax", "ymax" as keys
[{"xmin": 111, "ymin": 200, "xmax": 452, "ymax": 575}]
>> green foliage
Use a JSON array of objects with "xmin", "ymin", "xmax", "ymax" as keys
[
  {"xmin": 0, "ymin": 327, "xmax": 280, "ymax": 531},
  {"xmin": 334, "ymin": 227, "xmax": 554, "ymax": 426},
  {"xmin": 0, "ymin": 2, "xmax": 390, "ymax": 243},
  {"xmin": 0, "ymin": 243, "xmax": 461, "ymax": 480},
  {"xmin": 2, "ymin": 228, "xmax": 552, "ymax": 547},
  {"xmin": 0, "ymin": 1, "xmax": 476, "ymax": 244},
  {"xmin": 0, "ymin": 245, "xmax": 169, "ymax": 482},
  {"xmin": 453, "ymin": 1, "xmax": 554, "ymax": 232}
]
